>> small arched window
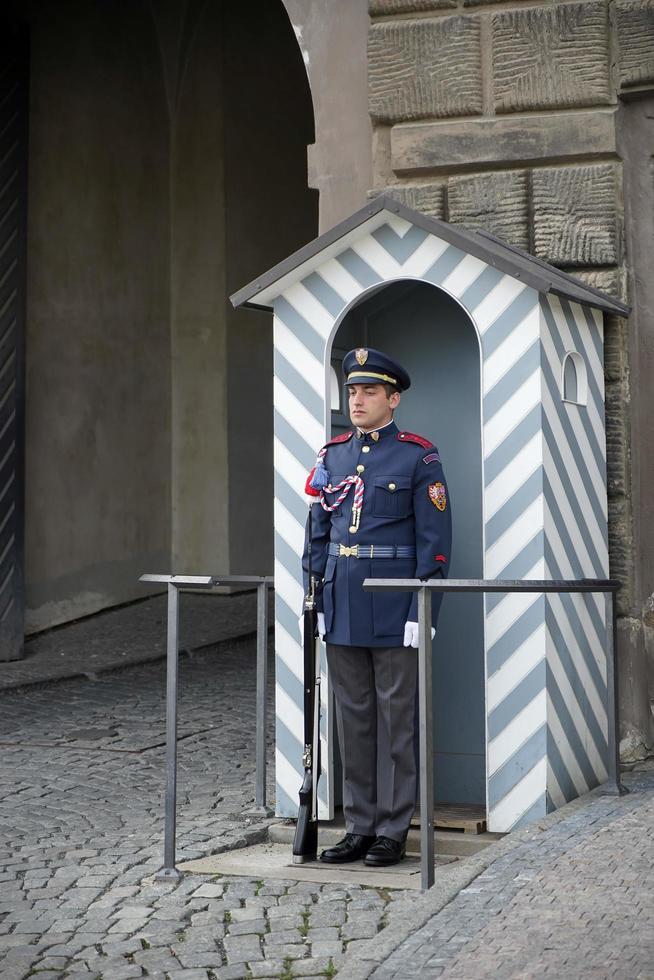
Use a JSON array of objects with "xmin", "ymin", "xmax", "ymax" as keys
[{"xmin": 561, "ymin": 351, "xmax": 587, "ymax": 406}]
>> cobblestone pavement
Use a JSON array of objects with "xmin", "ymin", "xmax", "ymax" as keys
[
  {"xmin": 342, "ymin": 770, "xmax": 654, "ymax": 980},
  {"xmin": 0, "ymin": 636, "xmax": 416, "ymax": 980},
  {"xmin": 1, "ymin": 602, "xmax": 653, "ymax": 979}
]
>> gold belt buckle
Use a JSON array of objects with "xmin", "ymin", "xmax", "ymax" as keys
[{"xmin": 338, "ymin": 544, "xmax": 359, "ymax": 558}]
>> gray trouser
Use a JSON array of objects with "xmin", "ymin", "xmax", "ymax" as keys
[{"xmin": 326, "ymin": 643, "xmax": 417, "ymax": 842}]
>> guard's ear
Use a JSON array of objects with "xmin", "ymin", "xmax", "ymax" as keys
[{"xmin": 389, "ymin": 390, "xmax": 401, "ymax": 411}]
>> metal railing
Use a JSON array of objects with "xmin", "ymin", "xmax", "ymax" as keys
[
  {"xmin": 139, "ymin": 573, "xmax": 273, "ymax": 880},
  {"xmin": 362, "ymin": 577, "xmax": 627, "ymax": 892}
]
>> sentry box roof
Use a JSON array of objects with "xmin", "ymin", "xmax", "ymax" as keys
[{"xmin": 230, "ymin": 194, "xmax": 630, "ymax": 317}]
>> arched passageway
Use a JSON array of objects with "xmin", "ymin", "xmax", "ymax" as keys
[{"xmin": 14, "ymin": 0, "xmax": 317, "ymax": 638}]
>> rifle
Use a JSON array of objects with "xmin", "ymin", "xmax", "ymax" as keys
[{"xmin": 292, "ymin": 504, "xmax": 321, "ymax": 863}]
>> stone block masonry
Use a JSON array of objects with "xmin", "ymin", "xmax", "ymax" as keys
[
  {"xmin": 377, "ymin": 181, "xmax": 446, "ymax": 217},
  {"xmin": 368, "ymin": 16, "xmax": 483, "ymax": 122},
  {"xmin": 370, "ymin": 0, "xmax": 457, "ymax": 12},
  {"xmin": 390, "ymin": 110, "xmax": 618, "ymax": 173},
  {"xmin": 368, "ymin": 0, "xmax": 652, "ymax": 758},
  {"xmin": 382, "ymin": 163, "xmax": 619, "ymax": 270},
  {"xmin": 447, "ymin": 169, "xmax": 529, "ymax": 248},
  {"xmin": 531, "ymin": 163, "xmax": 619, "ymax": 267},
  {"xmin": 615, "ymin": 0, "xmax": 654, "ymax": 89},
  {"xmin": 492, "ymin": 2, "xmax": 611, "ymax": 113}
]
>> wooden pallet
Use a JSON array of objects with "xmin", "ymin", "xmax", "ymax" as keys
[{"xmin": 411, "ymin": 803, "xmax": 487, "ymax": 835}]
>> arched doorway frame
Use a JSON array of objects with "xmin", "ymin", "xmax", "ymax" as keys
[
  {"xmin": 278, "ymin": 0, "xmax": 372, "ymax": 230},
  {"xmin": 323, "ymin": 275, "xmax": 488, "ymax": 811}
]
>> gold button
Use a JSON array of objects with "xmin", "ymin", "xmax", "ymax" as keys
[
  {"xmin": 362, "ymin": 446, "xmax": 370, "ymax": 453},
  {"xmin": 349, "ymin": 525, "xmax": 357, "ymax": 533},
  {"xmin": 389, "ymin": 482, "xmax": 396, "ymax": 491},
  {"xmin": 356, "ymin": 464, "xmax": 365, "ymax": 474}
]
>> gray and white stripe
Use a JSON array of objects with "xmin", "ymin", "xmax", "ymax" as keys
[{"xmin": 270, "ymin": 216, "xmax": 610, "ymax": 833}]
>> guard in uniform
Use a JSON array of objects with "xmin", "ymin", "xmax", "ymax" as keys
[{"xmin": 302, "ymin": 348, "xmax": 451, "ymax": 866}]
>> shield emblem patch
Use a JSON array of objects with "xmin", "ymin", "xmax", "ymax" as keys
[
  {"xmin": 428, "ymin": 482, "xmax": 447, "ymax": 511},
  {"xmin": 355, "ymin": 348, "xmax": 368, "ymax": 366}
]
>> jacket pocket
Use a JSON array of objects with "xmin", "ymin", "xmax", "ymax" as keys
[
  {"xmin": 371, "ymin": 559, "xmax": 414, "ymax": 638},
  {"xmin": 372, "ymin": 476, "xmax": 412, "ymax": 519},
  {"xmin": 322, "ymin": 557, "xmax": 337, "ymax": 633}
]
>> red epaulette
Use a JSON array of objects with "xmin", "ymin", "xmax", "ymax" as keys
[
  {"xmin": 325, "ymin": 430, "xmax": 354, "ymax": 447},
  {"xmin": 397, "ymin": 431, "xmax": 433, "ymax": 449}
]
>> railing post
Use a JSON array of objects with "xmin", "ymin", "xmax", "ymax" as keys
[
  {"xmin": 602, "ymin": 589, "xmax": 628, "ymax": 796},
  {"xmin": 362, "ymin": 576, "xmax": 627, "ymax": 890},
  {"xmin": 141, "ymin": 573, "xmax": 274, "ymax": 877},
  {"xmin": 417, "ymin": 585, "xmax": 435, "ymax": 891},
  {"xmin": 156, "ymin": 581, "xmax": 183, "ymax": 880},
  {"xmin": 255, "ymin": 579, "xmax": 269, "ymax": 809}
]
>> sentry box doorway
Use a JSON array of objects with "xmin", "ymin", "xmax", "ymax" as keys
[{"xmin": 231, "ymin": 195, "xmax": 629, "ymax": 833}]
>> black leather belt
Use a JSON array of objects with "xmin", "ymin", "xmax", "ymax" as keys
[{"xmin": 328, "ymin": 543, "xmax": 416, "ymax": 559}]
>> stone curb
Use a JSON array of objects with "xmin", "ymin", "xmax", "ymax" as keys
[
  {"xmin": 1, "ymin": 588, "xmax": 275, "ymax": 694},
  {"xmin": 336, "ymin": 783, "xmax": 629, "ymax": 979},
  {"xmin": 0, "ymin": 629, "xmax": 262, "ymax": 694}
]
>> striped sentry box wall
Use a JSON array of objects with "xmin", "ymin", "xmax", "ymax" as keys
[
  {"xmin": 485, "ymin": 295, "xmax": 609, "ymax": 830},
  {"xmin": 541, "ymin": 295, "xmax": 609, "ymax": 817},
  {"xmin": 231, "ymin": 197, "xmax": 625, "ymax": 834}
]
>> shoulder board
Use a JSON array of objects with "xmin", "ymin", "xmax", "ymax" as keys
[
  {"xmin": 324, "ymin": 430, "xmax": 354, "ymax": 447},
  {"xmin": 397, "ymin": 431, "xmax": 433, "ymax": 450}
]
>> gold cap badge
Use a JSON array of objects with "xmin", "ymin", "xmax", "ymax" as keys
[{"xmin": 355, "ymin": 348, "xmax": 368, "ymax": 366}]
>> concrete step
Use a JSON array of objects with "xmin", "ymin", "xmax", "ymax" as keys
[
  {"xmin": 268, "ymin": 819, "xmax": 503, "ymax": 859},
  {"xmin": 181, "ymin": 842, "xmax": 455, "ymax": 889}
]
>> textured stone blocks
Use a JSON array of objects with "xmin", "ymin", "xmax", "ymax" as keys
[
  {"xmin": 492, "ymin": 2, "xmax": 610, "ymax": 112},
  {"xmin": 368, "ymin": 16, "xmax": 483, "ymax": 123},
  {"xmin": 366, "ymin": 0, "xmax": 637, "ymax": 665},
  {"xmin": 532, "ymin": 164, "xmax": 618, "ymax": 267},
  {"xmin": 369, "ymin": 0, "xmax": 456, "ymax": 12},
  {"xmin": 616, "ymin": 0, "xmax": 654, "ymax": 88},
  {"xmin": 605, "ymin": 380, "xmax": 629, "ymax": 496},
  {"xmin": 608, "ymin": 494, "xmax": 633, "ymax": 612},
  {"xmin": 571, "ymin": 269, "xmax": 623, "ymax": 303},
  {"xmin": 447, "ymin": 170, "xmax": 529, "ymax": 248},
  {"xmin": 602, "ymin": 314, "xmax": 628, "ymax": 382},
  {"xmin": 382, "ymin": 182, "xmax": 445, "ymax": 217}
]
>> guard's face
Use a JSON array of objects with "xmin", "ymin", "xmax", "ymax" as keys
[{"xmin": 348, "ymin": 384, "xmax": 400, "ymax": 431}]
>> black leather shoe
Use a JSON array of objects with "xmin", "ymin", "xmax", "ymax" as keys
[
  {"xmin": 364, "ymin": 836, "xmax": 406, "ymax": 867},
  {"xmin": 319, "ymin": 833, "xmax": 376, "ymax": 864}
]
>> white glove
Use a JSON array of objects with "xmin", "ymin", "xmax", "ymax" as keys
[
  {"xmin": 403, "ymin": 621, "xmax": 435, "ymax": 648},
  {"xmin": 298, "ymin": 612, "xmax": 326, "ymax": 641}
]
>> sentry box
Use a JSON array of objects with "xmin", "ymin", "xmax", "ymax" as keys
[{"xmin": 231, "ymin": 195, "xmax": 629, "ymax": 834}]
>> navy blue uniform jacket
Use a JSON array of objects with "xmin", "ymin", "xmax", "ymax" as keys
[{"xmin": 302, "ymin": 421, "xmax": 452, "ymax": 648}]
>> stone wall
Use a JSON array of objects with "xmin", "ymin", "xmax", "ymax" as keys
[
  {"xmin": 282, "ymin": 0, "xmax": 373, "ymax": 231},
  {"xmin": 223, "ymin": 0, "xmax": 318, "ymax": 574},
  {"xmin": 367, "ymin": 0, "xmax": 654, "ymax": 756},
  {"xmin": 25, "ymin": 0, "xmax": 171, "ymax": 631},
  {"xmin": 22, "ymin": 0, "xmax": 317, "ymax": 629}
]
